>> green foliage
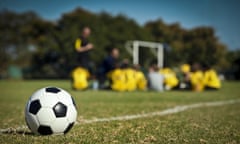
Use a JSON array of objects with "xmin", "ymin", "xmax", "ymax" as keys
[
  {"xmin": 226, "ymin": 50, "xmax": 240, "ymax": 79},
  {"xmin": 145, "ymin": 20, "xmax": 228, "ymax": 67},
  {"xmin": 0, "ymin": 8, "xmax": 232, "ymax": 78}
]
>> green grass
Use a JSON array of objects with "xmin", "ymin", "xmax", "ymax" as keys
[{"xmin": 0, "ymin": 80, "xmax": 240, "ymax": 143}]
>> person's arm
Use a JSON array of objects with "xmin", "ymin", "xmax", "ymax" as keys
[
  {"xmin": 77, "ymin": 44, "xmax": 93, "ymax": 52},
  {"xmin": 75, "ymin": 38, "xmax": 93, "ymax": 52}
]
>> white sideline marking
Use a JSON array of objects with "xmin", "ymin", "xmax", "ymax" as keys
[
  {"xmin": 80, "ymin": 99, "xmax": 240, "ymax": 124},
  {"xmin": 0, "ymin": 99, "xmax": 240, "ymax": 134}
]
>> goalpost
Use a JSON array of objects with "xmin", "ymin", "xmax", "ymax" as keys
[{"xmin": 125, "ymin": 40, "xmax": 164, "ymax": 68}]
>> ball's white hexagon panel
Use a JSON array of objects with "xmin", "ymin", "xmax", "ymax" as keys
[
  {"xmin": 30, "ymin": 88, "xmax": 45, "ymax": 101},
  {"xmin": 56, "ymin": 91, "xmax": 73, "ymax": 106},
  {"xmin": 66, "ymin": 104, "xmax": 77, "ymax": 123},
  {"xmin": 50, "ymin": 118, "xmax": 69, "ymax": 134},
  {"xmin": 36, "ymin": 107, "xmax": 56, "ymax": 125},
  {"xmin": 39, "ymin": 93, "xmax": 59, "ymax": 108}
]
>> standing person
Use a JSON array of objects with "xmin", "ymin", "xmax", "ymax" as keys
[
  {"xmin": 75, "ymin": 27, "xmax": 94, "ymax": 71},
  {"xmin": 72, "ymin": 27, "xmax": 93, "ymax": 90}
]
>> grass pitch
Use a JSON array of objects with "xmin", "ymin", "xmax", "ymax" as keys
[{"xmin": 0, "ymin": 80, "xmax": 240, "ymax": 143}]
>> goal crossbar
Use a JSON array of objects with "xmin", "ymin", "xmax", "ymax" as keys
[{"xmin": 125, "ymin": 40, "xmax": 164, "ymax": 67}]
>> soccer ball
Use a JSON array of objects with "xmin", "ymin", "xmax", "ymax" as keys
[{"xmin": 25, "ymin": 87, "xmax": 77, "ymax": 135}]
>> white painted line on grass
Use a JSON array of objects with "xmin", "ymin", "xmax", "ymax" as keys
[
  {"xmin": 79, "ymin": 99, "xmax": 240, "ymax": 124},
  {"xmin": 1, "ymin": 99, "xmax": 240, "ymax": 134}
]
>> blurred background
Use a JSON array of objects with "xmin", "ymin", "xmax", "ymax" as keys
[{"xmin": 0, "ymin": 0, "xmax": 239, "ymax": 80}]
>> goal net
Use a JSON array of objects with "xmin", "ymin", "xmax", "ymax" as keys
[{"xmin": 125, "ymin": 40, "xmax": 164, "ymax": 67}]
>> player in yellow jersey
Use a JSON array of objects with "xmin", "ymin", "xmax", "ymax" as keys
[
  {"xmin": 71, "ymin": 67, "xmax": 90, "ymax": 90},
  {"xmin": 108, "ymin": 63, "xmax": 126, "ymax": 91},
  {"xmin": 190, "ymin": 63, "xmax": 204, "ymax": 92},
  {"xmin": 122, "ymin": 62, "xmax": 137, "ymax": 91},
  {"xmin": 73, "ymin": 27, "xmax": 94, "ymax": 90},
  {"xmin": 159, "ymin": 67, "xmax": 179, "ymax": 90},
  {"xmin": 133, "ymin": 64, "xmax": 147, "ymax": 91},
  {"xmin": 202, "ymin": 64, "xmax": 221, "ymax": 90},
  {"xmin": 75, "ymin": 27, "xmax": 94, "ymax": 71},
  {"xmin": 179, "ymin": 64, "xmax": 191, "ymax": 90}
]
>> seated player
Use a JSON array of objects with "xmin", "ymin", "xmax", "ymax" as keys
[
  {"xmin": 71, "ymin": 67, "xmax": 90, "ymax": 90},
  {"xmin": 121, "ymin": 59, "xmax": 137, "ymax": 91},
  {"xmin": 108, "ymin": 63, "xmax": 126, "ymax": 92},
  {"xmin": 133, "ymin": 64, "xmax": 147, "ymax": 91},
  {"xmin": 98, "ymin": 47, "xmax": 120, "ymax": 89},
  {"xmin": 159, "ymin": 67, "xmax": 179, "ymax": 90},
  {"xmin": 202, "ymin": 64, "xmax": 221, "ymax": 90},
  {"xmin": 148, "ymin": 64, "xmax": 164, "ymax": 92},
  {"xmin": 179, "ymin": 64, "xmax": 191, "ymax": 90},
  {"xmin": 190, "ymin": 63, "xmax": 204, "ymax": 92}
]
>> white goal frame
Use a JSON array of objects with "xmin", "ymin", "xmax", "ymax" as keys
[{"xmin": 125, "ymin": 40, "xmax": 164, "ymax": 68}]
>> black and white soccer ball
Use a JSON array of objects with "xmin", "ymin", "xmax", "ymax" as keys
[{"xmin": 25, "ymin": 87, "xmax": 77, "ymax": 135}]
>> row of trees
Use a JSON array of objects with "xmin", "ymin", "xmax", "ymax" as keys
[{"xmin": 0, "ymin": 7, "xmax": 238, "ymax": 79}]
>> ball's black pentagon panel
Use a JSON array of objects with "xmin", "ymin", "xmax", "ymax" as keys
[
  {"xmin": 53, "ymin": 102, "xmax": 67, "ymax": 117},
  {"xmin": 29, "ymin": 100, "xmax": 41, "ymax": 115},
  {"xmin": 45, "ymin": 87, "xmax": 60, "ymax": 93},
  {"xmin": 64, "ymin": 122, "xmax": 74, "ymax": 134},
  {"xmin": 38, "ymin": 125, "xmax": 53, "ymax": 135}
]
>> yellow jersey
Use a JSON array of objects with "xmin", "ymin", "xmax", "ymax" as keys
[
  {"xmin": 75, "ymin": 38, "xmax": 82, "ymax": 51},
  {"xmin": 72, "ymin": 67, "xmax": 90, "ymax": 90},
  {"xmin": 109, "ymin": 68, "xmax": 126, "ymax": 91},
  {"xmin": 159, "ymin": 68, "xmax": 179, "ymax": 90},
  {"xmin": 203, "ymin": 69, "xmax": 221, "ymax": 89},
  {"xmin": 135, "ymin": 70, "xmax": 147, "ymax": 90},
  {"xmin": 123, "ymin": 68, "xmax": 137, "ymax": 91},
  {"xmin": 190, "ymin": 71, "xmax": 204, "ymax": 91},
  {"xmin": 181, "ymin": 64, "xmax": 191, "ymax": 73}
]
